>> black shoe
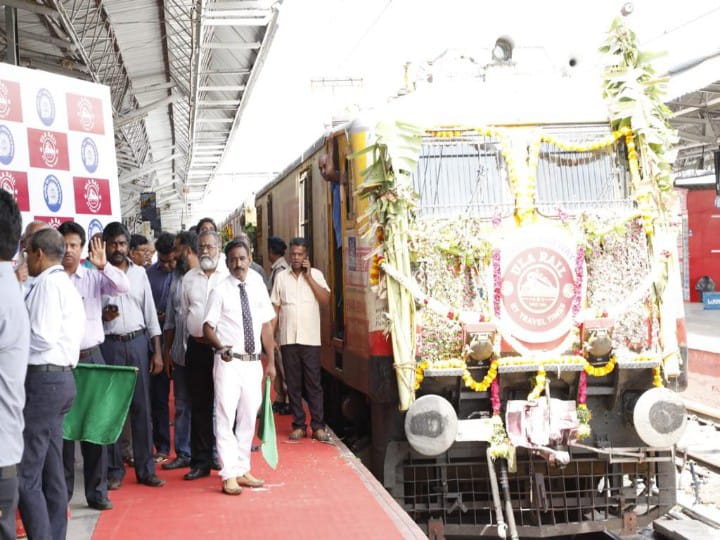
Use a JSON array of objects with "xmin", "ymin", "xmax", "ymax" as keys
[
  {"xmin": 139, "ymin": 474, "xmax": 165, "ymax": 487},
  {"xmin": 162, "ymin": 457, "xmax": 191, "ymax": 470},
  {"xmin": 211, "ymin": 460, "xmax": 221, "ymax": 471},
  {"xmin": 88, "ymin": 498, "xmax": 113, "ymax": 511},
  {"xmin": 251, "ymin": 444, "xmax": 261, "ymax": 452},
  {"xmin": 278, "ymin": 403, "xmax": 292, "ymax": 416},
  {"xmin": 107, "ymin": 478, "xmax": 122, "ymax": 490},
  {"xmin": 184, "ymin": 468, "xmax": 210, "ymax": 480}
]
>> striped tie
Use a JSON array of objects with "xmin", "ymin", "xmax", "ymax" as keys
[{"xmin": 238, "ymin": 283, "xmax": 255, "ymax": 353}]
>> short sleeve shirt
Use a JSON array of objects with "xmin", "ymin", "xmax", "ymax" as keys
[{"xmin": 271, "ymin": 267, "xmax": 330, "ymax": 347}]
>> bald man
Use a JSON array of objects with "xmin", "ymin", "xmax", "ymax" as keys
[{"xmin": 15, "ymin": 221, "xmax": 49, "ymax": 287}]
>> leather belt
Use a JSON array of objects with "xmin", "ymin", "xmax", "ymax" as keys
[
  {"xmin": 230, "ymin": 352, "xmax": 261, "ymax": 362},
  {"xmin": 0, "ymin": 464, "xmax": 17, "ymax": 480},
  {"xmin": 27, "ymin": 364, "xmax": 73, "ymax": 373},
  {"xmin": 79, "ymin": 345, "xmax": 100, "ymax": 359},
  {"xmin": 106, "ymin": 330, "xmax": 143, "ymax": 342}
]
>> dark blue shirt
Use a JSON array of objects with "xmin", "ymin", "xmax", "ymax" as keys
[{"xmin": 146, "ymin": 262, "xmax": 174, "ymax": 315}]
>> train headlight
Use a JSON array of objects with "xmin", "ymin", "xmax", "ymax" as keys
[
  {"xmin": 404, "ymin": 395, "xmax": 458, "ymax": 457},
  {"xmin": 633, "ymin": 387, "xmax": 687, "ymax": 447}
]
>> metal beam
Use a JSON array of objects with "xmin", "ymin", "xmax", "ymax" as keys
[{"xmin": 3, "ymin": 0, "xmax": 57, "ymax": 16}]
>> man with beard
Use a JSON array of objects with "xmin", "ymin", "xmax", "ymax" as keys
[
  {"xmin": 182, "ymin": 230, "xmax": 227, "ymax": 480},
  {"xmin": 203, "ymin": 238, "xmax": 276, "ymax": 495},
  {"xmin": 19, "ymin": 228, "xmax": 84, "ymax": 540},
  {"xmin": 100, "ymin": 222, "xmax": 165, "ymax": 488},
  {"xmin": 146, "ymin": 232, "xmax": 176, "ymax": 464},
  {"xmin": 161, "ymin": 231, "xmax": 198, "ymax": 470},
  {"xmin": 58, "ymin": 221, "xmax": 130, "ymax": 511}
]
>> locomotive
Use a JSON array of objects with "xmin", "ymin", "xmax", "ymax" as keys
[{"xmin": 247, "ymin": 20, "xmax": 687, "ymax": 539}]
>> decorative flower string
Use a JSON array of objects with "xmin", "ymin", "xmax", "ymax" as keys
[
  {"xmin": 462, "ymin": 359, "xmax": 499, "ymax": 392},
  {"xmin": 653, "ymin": 365, "xmax": 663, "ymax": 387},
  {"xmin": 368, "ymin": 226, "xmax": 385, "ymax": 287},
  {"xmin": 528, "ymin": 366, "xmax": 547, "ymax": 400},
  {"xmin": 576, "ymin": 371, "xmax": 592, "ymax": 439},
  {"xmin": 488, "ymin": 377, "xmax": 512, "ymax": 460},
  {"xmin": 584, "ymin": 355, "xmax": 617, "ymax": 377}
]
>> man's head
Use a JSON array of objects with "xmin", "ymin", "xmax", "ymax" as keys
[
  {"xmin": 174, "ymin": 230, "xmax": 198, "ymax": 274},
  {"xmin": 225, "ymin": 238, "xmax": 251, "ymax": 282},
  {"xmin": 196, "ymin": 217, "xmax": 217, "ymax": 234},
  {"xmin": 268, "ymin": 236, "xmax": 286, "ymax": 263},
  {"xmin": 27, "ymin": 228, "xmax": 65, "ymax": 277},
  {"xmin": 129, "ymin": 234, "xmax": 152, "ymax": 266},
  {"xmin": 197, "ymin": 230, "xmax": 220, "ymax": 272},
  {"xmin": 155, "ymin": 232, "xmax": 176, "ymax": 273},
  {"xmin": 20, "ymin": 220, "xmax": 49, "ymax": 253},
  {"xmin": 0, "ymin": 190, "xmax": 22, "ymax": 261},
  {"xmin": 103, "ymin": 221, "xmax": 131, "ymax": 267},
  {"xmin": 57, "ymin": 221, "xmax": 86, "ymax": 272},
  {"xmin": 288, "ymin": 237, "xmax": 309, "ymax": 272}
]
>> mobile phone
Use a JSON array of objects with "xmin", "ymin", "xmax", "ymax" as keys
[{"xmin": 107, "ymin": 304, "xmax": 118, "ymax": 313}]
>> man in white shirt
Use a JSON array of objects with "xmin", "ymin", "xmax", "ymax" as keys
[
  {"xmin": 182, "ymin": 230, "xmax": 227, "ymax": 480},
  {"xmin": 19, "ymin": 228, "xmax": 85, "ymax": 540},
  {"xmin": 203, "ymin": 238, "xmax": 276, "ymax": 495},
  {"xmin": 58, "ymin": 221, "xmax": 130, "ymax": 511},
  {"xmin": 0, "ymin": 191, "xmax": 29, "ymax": 540}
]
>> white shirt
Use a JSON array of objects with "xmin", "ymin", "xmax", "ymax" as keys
[
  {"xmin": 204, "ymin": 271, "xmax": 275, "ymax": 354},
  {"xmin": 182, "ymin": 265, "xmax": 228, "ymax": 338},
  {"xmin": 25, "ymin": 264, "xmax": 85, "ymax": 367},
  {"xmin": 271, "ymin": 267, "xmax": 330, "ymax": 347}
]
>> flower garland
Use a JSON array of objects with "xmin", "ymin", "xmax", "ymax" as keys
[
  {"xmin": 368, "ymin": 226, "xmax": 385, "ymax": 286},
  {"xmin": 528, "ymin": 366, "xmax": 547, "ymax": 400},
  {"xmin": 576, "ymin": 371, "xmax": 592, "ymax": 439},
  {"xmin": 488, "ymin": 377, "xmax": 512, "ymax": 460},
  {"xmin": 584, "ymin": 355, "xmax": 617, "ymax": 377},
  {"xmin": 653, "ymin": 365, "xmax": 663, "ymax": 387},
  {"xmin": 462, "ymin": 359, "xmax": 499, "ymax": 392}
]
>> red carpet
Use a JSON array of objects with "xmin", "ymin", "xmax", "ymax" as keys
[{"xmin": 93, "ymin": 413, "xmax": 422, "ymax": 539}]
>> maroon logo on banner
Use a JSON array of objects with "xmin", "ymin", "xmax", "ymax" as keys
[
  {"xmin": 66, "ymin": 94, "xmax": 104, "ymax": 134},
  {"xmin": 0, "ymin": 80, "xmax": 22, "ymax": 122},
  {"xmin": 73, "ymin": 176, "xmax": 112, "ymax": 215},
  {"xmin": 0, "ymin": 170, "xmax": 29, "ymax": 211},
  {"xmin": 27, "ymin": 128, "xmax": 70, "ymax": 170},
  {"xmin": 34, "ymin": 215, "xmax": 73, "ymax": 229}
]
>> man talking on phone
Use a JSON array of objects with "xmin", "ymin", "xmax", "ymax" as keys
[{"xmin": 270, "ymin": 237, "xmax": 331, "ymax": 442}]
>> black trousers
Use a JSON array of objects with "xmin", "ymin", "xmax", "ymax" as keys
[
  {"xmin": 63, "ymin": 346, "xmax": 108, "ymax": 505},
  {"xmin": 281, "ymin": 344, "xmax": 325, "ymax": 432},
  {"xmin": 187, "ymin": 337, "xmax": 215, "ymax": 470},
  {"xmin": 100, "ymin": 334, "xmax": 155, "ymax": 483},
  {"xmin": 0, "ymin": 476, "xmax": 18, "ymax": 540}
]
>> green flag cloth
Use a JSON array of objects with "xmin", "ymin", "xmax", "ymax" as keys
[
  {"xmin": 63, "ymin": 363, "xmax": 138, "ymax": 445},
  {"xmin": 258, "ymin": 376, "xmax": 278, "ymax": 469}
]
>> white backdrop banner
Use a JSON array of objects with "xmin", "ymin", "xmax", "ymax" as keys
[{"xmin": 0, "ymin": 63, "xmax": 120, "ymax": 255}]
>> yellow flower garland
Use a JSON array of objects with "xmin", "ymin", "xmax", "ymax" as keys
[
  {"xmin": 584, "ymin": 355, "xmax": 617, "ymax": 377},
  {"xmin": 528, "ymin": 366, "xmax": 547, "ymax": 400},
  {"xmin": 461, "ymin": 359, "xmax": 499, "ymax": 392}
]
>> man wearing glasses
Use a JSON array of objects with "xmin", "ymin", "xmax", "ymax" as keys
[{"xmin": 181, "ymin": 230, "xmax": 227, "ymax": 480}]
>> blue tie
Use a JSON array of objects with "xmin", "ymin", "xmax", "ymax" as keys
[{"xmin": 238, "ymin": 283, "xmax": 255, "ymax": 353}]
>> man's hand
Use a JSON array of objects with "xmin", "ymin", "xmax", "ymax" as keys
[
  {"xmin": 265, "ymin": 361, "xmax": 277, "ymax": 380},
  {"xmin": 150, "ymin": 351, "xmax": 163, "ymax": 375},
  {"xmin": 216, "ymin": 345, "xmax": 233, "ymax": 362},
  {"xmin": 15, "ymin": 261, "xmax": 28, "ymax": 284},
  {"xmin": 88, "ymin": 236, "xmax": 107, "ymax": 270},
  {"xmin": 102, "ymin": 305, "xmax": 119, "ymax": 322}
]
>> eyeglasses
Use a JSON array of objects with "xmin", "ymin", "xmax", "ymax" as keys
[{"xmin": 198, "ymin": 244, "xmax": 218, "ymax": 252}]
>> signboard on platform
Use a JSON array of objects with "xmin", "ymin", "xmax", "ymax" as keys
[{"xmin": 0, "ymin": 63, "xmax": 120, "ymax": 256}]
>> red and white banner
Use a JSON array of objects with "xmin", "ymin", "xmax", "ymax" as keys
[{"xmin": 0, "ymin": 63, "xmax": 119, "ymax": 257}]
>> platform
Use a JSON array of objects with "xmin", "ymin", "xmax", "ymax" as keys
[{"xmin": 66, "ymin": 413, "xmax": 425, "ymax": 540}]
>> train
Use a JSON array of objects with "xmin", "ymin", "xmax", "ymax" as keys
[{"xmin": 235, "ymin": 22, "xmax": 689, "ymax": 539}]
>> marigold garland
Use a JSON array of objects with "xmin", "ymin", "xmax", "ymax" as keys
[
  {"xmin": 576, "ymin": 371, "xmax": 592, "ymax": 440},
  {"xmin": 528, "ymin": 366, "xmax": 547, "ymax": 400},
  {"xmin": 652, "ymin": 366, "xmax": 663, "ymax": 387},
  {"xmin": 584, "ymin": 355, "xmax": 617, "ymax": 377}
]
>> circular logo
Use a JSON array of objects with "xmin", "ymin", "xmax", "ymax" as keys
[
  {"xmin": 39, "ymin": 131, "xmax": 59, "ymax": 168},
  {"xmin": 81, "ymin": 137, "xmax": 98, "ymax": 173},
  {"xmin": 83, "ymin": 178, "xmax": 102, "ymax": 213},
  {"xmin": 0, "ymin": 170, "xmax": 16, "ymax": 197},
  {"xmin": 499, "ymin": 227, "xmax": 579, "ymax": 344},
  {"xmin": 88, "ymin": 218, "xmax": 103, "ymax": 239},
  {"xmin": 77, "ymin": 97, "xmax": 95, "ymax": 131},
  {"xmin": 43, "ymin": 175, "xmax": 63, "ymax": 212},
  {"xmin": 36, "ymin": 89, "xmax": 55, "ymax": 126},
  {"xmin": 47, "ymin": 217, "xmax": 63, "ymax": 229},
  {"xmin": 0, "ymin": 125, "xmax": 15, "ymax": 165},
  {"xmin": 0, "ymin": 81, "xmax": 10, "ymax": 118}
]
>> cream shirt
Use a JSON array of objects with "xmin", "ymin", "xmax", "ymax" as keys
[
  {"xmin": 271, "ymin": 267, "xmax": 329, "ymax": 347},
  {"xmin": 182, "ymin": 265, "xmax": 228, "ymax": 338}
]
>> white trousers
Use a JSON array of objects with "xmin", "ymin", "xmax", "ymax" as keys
[{"xmin": 213, "ymin": 356, "xmax": 263, "ymax": 480}]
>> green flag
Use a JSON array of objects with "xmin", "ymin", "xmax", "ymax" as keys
[
  {"xmin": 63, "ymin": 363, "xmax": 138, "ymax": 445},
  {"xmin": 258, "ymin": 376, "xmax": 278, "ymax": 469}
]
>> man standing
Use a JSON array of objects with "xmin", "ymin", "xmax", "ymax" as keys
[
  {"xmin": 58, "ymin": 221, "xmax": 130, "ymax": 511},
  {"xmin": 203, "ymin": 239, "xmax": 276, "ymax": 495},
  {"xmin": 0, "ymin": 191, "xmax": 29, "ymax": 540},
  {"xmin": 271, "ymin": 237, "xmax": 331, "ymax": 442},
  {"xmin": 146, "ymin": 232, "xmax": 176, "ymax": 463},
  {"xmin": 14, "ymin": 220, "xmax": 48, "ymax": 287},
  {"xmin": 267, "ymin": 236, "xmax": 290, "ymax": 415},
  {"xmin": 19, "ymin": 228, "xmax": 85, "ymax": 540},
  {"xmin": 161, "ymin": 231, "xmax": 198, "ymax": 470},
  {"xmin": 182, "ymin": 230, "xmax": 227, "ymax": 480},
  {"xmin": 101, "ymin": 222, "xmax": 165, "ymax": 488}
]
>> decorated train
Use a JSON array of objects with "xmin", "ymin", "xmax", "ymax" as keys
[{"xmin": 245, "ymin": 19, "xmax": 688, "ymax": 539}]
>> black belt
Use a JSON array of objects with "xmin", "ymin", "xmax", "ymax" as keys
[
  {"xmin": 106, "ymin": 330, "xmax": 143, "ymax": 342},
  {"xmin": 0, "ymin": 464, "xmax": 17, "ymax": 480},
  {"xmin": 28, "ymin": 364, "xmax": 73, "ymax": 372},
  {"xmin": 230, "ymin": 352, "xmax": 261, "ymax": 362},
  {"xmin": 79, "ymin": 345, "xmax": 100, "ymax": 359}
]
